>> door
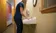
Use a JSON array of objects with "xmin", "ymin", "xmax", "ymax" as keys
[{"xmin": 0, "ymin": 0, "xmax": 7, "ymax": 33}]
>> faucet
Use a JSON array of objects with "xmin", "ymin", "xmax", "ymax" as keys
[{"xmin": 26, "ymin": 9, "xmax": 30, "ymax": 17}]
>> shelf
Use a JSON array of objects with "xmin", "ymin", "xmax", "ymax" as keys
[{"xmin": 41, "ymin": 5, "xmax": 56, "ymax": 14}]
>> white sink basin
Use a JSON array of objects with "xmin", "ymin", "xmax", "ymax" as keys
[{"xmin": 23, "ymin": 17, "xmax": 36, "ymax": 24}]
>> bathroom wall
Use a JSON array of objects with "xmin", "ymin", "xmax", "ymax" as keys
[
  {"xmin": 16, "ymin": 0, "xmax": 22, "ymax": 6},
  {"xmin": 33, "ymin": 0, "xmax": 56, "ymax": 33},
  {"xmin": 25, "ymin": 0, "xmax": 56, "ymax": 33},
  {"xmin": 26, "ymin": 0, "xmax": 33, "ymax": 17}
]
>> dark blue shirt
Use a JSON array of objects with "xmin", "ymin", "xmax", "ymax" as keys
[{"xmin": 14, "ymin": 2, "xmax": 24, "ymax": 19}]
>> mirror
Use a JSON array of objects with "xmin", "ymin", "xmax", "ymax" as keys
[
  {"xmin": 41, "ymin": 0, "xmax": 56, "ymax": 13},
  {"xmin": 6, "ymin": 0, "xmax": 14, "ymax": 26},
  {"xmin": 42, "ymin": 0, "xmax": 56, "ymax": 9}
]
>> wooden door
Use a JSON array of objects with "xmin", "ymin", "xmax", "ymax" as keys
[{"xmin": 0, "ymin": 0, "xmax": 7, "ymax": 33}]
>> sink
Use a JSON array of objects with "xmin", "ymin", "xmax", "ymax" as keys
[{"xmin": 23, "ymin": 17, "xmax": 37, "ymax": 24}]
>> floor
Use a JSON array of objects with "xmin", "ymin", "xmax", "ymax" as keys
[
  {"xmin": 3, "ymin": 24, "xmax": 14, "ymax": 33},
  {"xmin": 3, "ymin": 24, "xmax": 36, "ymax": 33}
]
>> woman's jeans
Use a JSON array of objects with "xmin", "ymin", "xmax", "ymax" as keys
[{"xmin": 14, "ymin": 18, "xmax": 23, "ymax": 33}]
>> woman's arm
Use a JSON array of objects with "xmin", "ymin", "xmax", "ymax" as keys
[{"xmin": 20, "ymin": 7, "xmax": 27, "ymax": 18}]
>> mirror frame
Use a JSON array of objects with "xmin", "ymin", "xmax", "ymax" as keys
[
  {"xmin": 33, "ymin": 0, "xmax": 37, "ymax": 7},
  {"xmin": 41, "ymin": 0, "xmax": 56, "ymax": 13}
]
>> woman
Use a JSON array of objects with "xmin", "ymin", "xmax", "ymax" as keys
[{"xmin": 14, "ymin": 1, "xmax": 27, "ymax": 33}]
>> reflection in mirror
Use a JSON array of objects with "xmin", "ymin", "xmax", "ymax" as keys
[
  {"xmin": 6, "ymin": 0, "xmax": 14, "ymax": 26},
  {"xmin": 43, "ymin": 0, "xmax": 56, "ymax": 8},
  {"xmin": 41, "ymin": 0, "xmax": 56, "ymax": 13}
]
